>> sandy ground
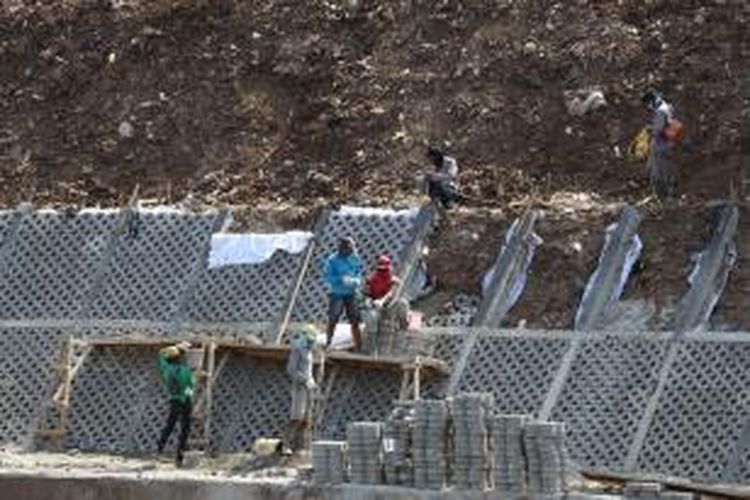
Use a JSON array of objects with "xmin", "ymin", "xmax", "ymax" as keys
[{"xmin": 0, "ymin": 448, "xmax": 305, "ymax": 483}]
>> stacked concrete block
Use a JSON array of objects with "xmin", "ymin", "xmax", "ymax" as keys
[
  {"xmin": 312, "ymin": 440, "xmax": 348, "ymax": 484},
  {"xmin": 451, "ymin": 393, "xmax": 494, "ymax": 490},
  {"xmin": 347, "ymin": 422, "xmax": 383, "ymax": 485},
  {"xmin": 623, "ymin": 482, "xmax": 662, "ymax": 499},
  {"xmin": 524, "ymin": 421, "xmax": 568, "ymax": 499},
  {"xmin": 383, "ymin": 404, "xmax": 414, "ymax": 487},
  {"xmin": 412, "ymin": 399, "xmax": 450, "ymax": 490},
  {"xmin": 491, "ymin": 414, "xmax": 528, "ymax": 496},
  {"xmin": 425, "ymin": 294, "xmax": 480, "ymax": 327},
  {"xmin": 658, "ymin": 493, "xmax": 694, "ymax": 500}
]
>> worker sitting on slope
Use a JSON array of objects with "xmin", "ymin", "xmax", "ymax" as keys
[
  {"xmin": 156, "ymin": 341, "xmax": 195, "ymax": 467},
  {"xmin": 425, "ymin": 145, "xmax": 465, "ymax": 209},
  {"xmin": 324, "ymin": 236, "xmax": 363, "ymax": 351}
]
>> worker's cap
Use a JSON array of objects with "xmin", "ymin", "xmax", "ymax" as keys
[
  {"xmin": 377, "ymin": 254, "xmax": 392, "ymax": 270},
  {"xmin": 176, "ymin": 341, "xmax": 191, "ymax": 352},
  {"xmin": 641, "ymin": 89, "xmax": 661, "ymax": 107},
  {"xmin": 338, "ymin": 236, "xmax": 355, "ymax": 250},
  {"xmin": 426, "ymin": 145, "xmax": 443, "ymax": 157},
  {"xmin": 299, "ymin": 323, "xmax": 320, "ymax": 339},
  {"xmin": 164, "ymin": 346, "xmax": 181, "ymax": 359},
  {"xmin": 292, "ymin": 324, "xmax": 321, "ymax": 349}
]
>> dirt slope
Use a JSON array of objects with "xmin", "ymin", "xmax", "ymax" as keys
[{"xmin": 0, "ymin": 0, "xmax": 747, "ymax": 208}]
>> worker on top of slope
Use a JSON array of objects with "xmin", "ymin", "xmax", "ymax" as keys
[
  {"xmin": 324, "ymin": 236, "xmax": 363, "ymax": 351},
  {"xmin": 156, "ymin": 341, "xmax": 195, "ymax": 467},
  {"xmin": 642, "ymin": 90, "xmax": 684, "ymax": 201},
  {"xmin": 282, "ymin": 325, "xmax": 320, "ymax": 454},
  {"xmin": 425, "ymin": 145, "xmax": 465, "ymax": 209}
]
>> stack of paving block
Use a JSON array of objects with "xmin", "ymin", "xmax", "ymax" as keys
[
  {"xmin": 451, "ymin": 392, "xmax": 494, "ymax": 490},
  {"xmin": 524, "ymin": 421, "xmax": 567, "ymax": 498},
  {"xmin": 624, "ymin": 482, "xmax": 694, "ymax": 500},
  {"xmin": 383, "ymin": 403, "xmax": 414, "ymax": 487},
  {"xmin": 658, "ymin": 493, "xmax": 694, "ymax": 500},
  {"xmin": 623, "ymin": 482, "xmax": 662, "ymax": 499},
  {"xmin": 346, "ymin": 422, "xmax": 383, "ymax": 485},
  {"xmin": 311, "ymin": 440, "xmax": 348, "ymax": 484},
  {"xmin": 412, "ymin": 399, "xmax": 450, "ymax": 490},
  {"xmin": 491, "ymin": 414, "xmax": 528, "ymax": 496}
]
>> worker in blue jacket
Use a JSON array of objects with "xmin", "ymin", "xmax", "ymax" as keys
[{"xmin": 324, "ymin": 236, "xmax": 363, "ymax": 351}]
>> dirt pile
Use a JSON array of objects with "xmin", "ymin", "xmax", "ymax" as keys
[{"xmin": 0, "ymin": 0, "xmax": 747, "ymax": 208}]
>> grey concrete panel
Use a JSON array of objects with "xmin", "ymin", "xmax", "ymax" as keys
[
  {"xmin": 0, "ymin": 212, "xmax": 115, "ymax": 319},
  {"xmin": 635, "ymin": 338, "xmax": 750, "ymax": 481},
  {"xmin": 421, "ymin": 332, "xmax": 466, "ymax": 399},
  {"xmin": 66, "ymin": 346, "xmax": 172, "ymax": 453},
  {"xmin": 319, "ymin": 368, "xmax": 402, "ymax": 440},
  {"xmin": 550, "ymin": 332, "xmax": 669, "ymax": 470},
  {"xmin": 575, "ymin": 206, "xmax": 642, "ymax": 331},
  {"xmin": 208, "ymin": 353, "xmax": 290, "ymax": 452},
  {"xmin": 455, "ymin": 332, "xmax": 571, "ymax": 416},
  {"xmin": 671, "ymin": 204, "xmax": 738, "ymax": 333},
  {"xmin": 474, "ymin": 211, "xmax": 539, "ymax": 328},
  {"xmin": 0, "ymin": 328, "xmax": 64, "ymax": 446},
  {"xmin": 188, "ymin": 250, "xmax": 304, "ymax": 324},
  {"xmin": 89, "ymin": 212, "xmax": 220, "ymax": 321}
]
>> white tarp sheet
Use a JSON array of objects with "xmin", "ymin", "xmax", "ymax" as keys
[
  {"xmin": 208, "ymin": 231, "xmax": 313, "ymax": 268},
  {"xmin": 574, "ymin": 223, "xmax": 642, "ymax": 329},
  {"xmin": 686, "ymin": 242, "xmax": 737, "ymax": 328},
  {"xmin": 481, "ymin": 219, "xmax": 543, "ymax": 318},
  {"xmin": 338, "ymin": 205, "xmax": 419, "ymax": 217}
]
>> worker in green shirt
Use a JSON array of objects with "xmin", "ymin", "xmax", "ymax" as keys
[{"xmin": 156, "ymin": 341, "xmax": 195, "ymax": 467}]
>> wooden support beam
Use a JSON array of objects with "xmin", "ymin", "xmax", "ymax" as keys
[
  {"xmin": 273, "ymin": 208, "xmax": 332, "ymax": 344},
  {"xmin": 582, "ymin": 469, "xmax": 750, "ymax": 500},
  {"xmin": 80, "ymin": 336, "xmax": 448, "ymax": 378},
  {"xmin": 202, "ymin": 341, "xmax": 217, "ymax": 450}
]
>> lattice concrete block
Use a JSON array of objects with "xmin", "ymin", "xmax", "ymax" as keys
[
  {"xmin": 89, "ymin": 211, "xmax": 219, "ymax": 321},
  {"xmin": 188, "ymin": 250, "xmax": 303, "ymax": 324},
  {"xmin": 292, "ymin": 208, "xmax": 418, "ymax": 323},
  {"xmin": 66, "ymin": 346, "xmax": 204, "ymax": 454},
  {"xmin": 636, "ymin": 338, "xmax": 750, "ymax": 481},
  {"xmin": 0, "ymin": 328, "xmax": 64, "ymax": 447},
  {"xmin": 319, "ymin": 367, "xmax": 402, "ymax": 440},
  {"xmin": 0, "ymin": 211, "xmax": 115, "ymax": 319},
  {"xmin": 551, "ymin": 332, "xmax": 670, "ymax": 470},
  {"xmin": 0, "ymin": 210, "xmax": 19, "ymax": 250},
  {"xmin": 208, "ymin": 353, "xmax": 290, "ymax": 452},
  {"xmin": 79, "ymin": 325, "xmax": 177, "ymax": 339},
  {"xmin": 456, "ymin": 332, "xmax": 571, "ymax": 416}
]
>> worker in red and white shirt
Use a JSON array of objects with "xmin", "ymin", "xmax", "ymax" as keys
[{"xmin": 365, "ymin": 255, "xmax": 401, "ymax": 306}]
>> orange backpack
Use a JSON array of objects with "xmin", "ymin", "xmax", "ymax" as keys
[{"xmin": 664, "ymin": 118, "xmax": 685, "ymax": 144}]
